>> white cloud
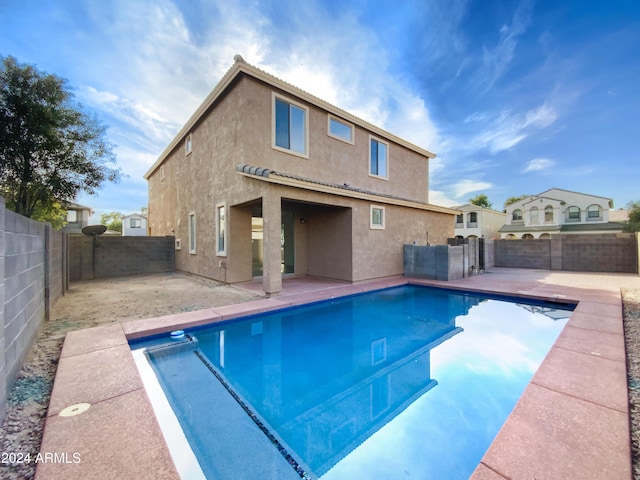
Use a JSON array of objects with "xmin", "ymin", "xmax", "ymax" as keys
[
  {"xmin": 469, "ymin": 102, "xmax": 558, "ymax": 154},
  {"xmin": 523, "ymin": 157, "xmax": 554, "ymax": 173},
  {"xmin": 524, "ymin": 103, "xmax": 557, "ymax": 128},
  {"xmin": 479, "ymin": 0, "xmax": 533, "ymax": 91},
  {"xmin": 429, "ymin": 190, "xmax": 460, "ymax": 207},
  {"xmin": 452, "ymin": 179, "xmax": 494, "ymax": 198}
]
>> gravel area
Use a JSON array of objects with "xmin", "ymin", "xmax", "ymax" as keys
[
  {"xmin": 624, "ymin": 288, "xmax": 640, "ymax": 480},
  {"xmin": 0, "ymin": 275, "xmax": 638, "ymax": 480}
]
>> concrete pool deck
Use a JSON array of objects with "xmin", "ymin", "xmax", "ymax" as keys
[{"xmin": 35, "ymin": 268, "xmax": 639, "ymax": 479}]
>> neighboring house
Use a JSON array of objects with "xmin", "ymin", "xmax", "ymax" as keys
[
  {"xmin": 454, "ymin": 204, "xmax": 506, "ymax": 239},
  {"xmin": 122, "ymin": 213, "xmax": 147, "ymax": 236},
  {"xmin": 144, "ymin": 55, "xmax": 458, "ymax": 294},
  {"xmin": 499, "ymin": 188, "xmax": 625, "ymax": 239},
  {"xmin": 609, "ymin": 209, "xmax": 629, "ymax": 223},
  {"xmin": 62, "ymin": 201, "xmax": 92, "ymax": 234}
]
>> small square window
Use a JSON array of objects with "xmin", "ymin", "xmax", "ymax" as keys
[
  {"xmin": 370, "ymin": 205, "xmax": 385, "ymax": 229},
  {"xmin": 66, "ymin": 210, "xmax": 78, "ymax": 223},
  {"xmin": 185, "ymin": 134, "xmax": 193, "ymax": 156},
  {"xmin": 328, "ymin": 115, "xmax": 354, "ymax": 144},
  {"xmin": 369, "ymin": 137, "xmax": 388, "ymax": 178}
]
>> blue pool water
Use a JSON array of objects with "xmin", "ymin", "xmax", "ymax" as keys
[{"xmin": 131, "ymin": 285, "xmax": 574, "ymax": 479}]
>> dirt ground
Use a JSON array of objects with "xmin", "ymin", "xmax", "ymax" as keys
[{"xmin": 0, "ymin": 272, "xmax": 263, "ymax": 480}]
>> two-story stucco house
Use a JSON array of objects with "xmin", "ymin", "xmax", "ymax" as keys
[
  {"xmin": 499, "ymin": 188, "xmax": 625, "ymax": 239},
  {"xmin": 144, "ymin": 56, "xmax": 457, "ymax": 294},
  {"xmin": 122, "ymin": 213, "xmax": 147, "ymax": 236},
  {"xmin": 454, "ymin": 204, "xmax": 506, "ymax": 239}
]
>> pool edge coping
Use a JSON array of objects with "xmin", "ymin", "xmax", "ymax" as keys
[{"xmin": 35, "ymin": 273, "xmax": 633, "ymax": 480}]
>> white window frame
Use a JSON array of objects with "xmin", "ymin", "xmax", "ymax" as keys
[
  {"xmin": 188, "ymin": 212, "xmax": 196, "ymax": 254},
  {"xmin": 216, "ymin": 202, "xmax": 227, "ymax": 256},
  {"xmin": 544, "ymin": 205, "xmax": 554, "ymax": 223},
  {"xmin": 185, "ymin": 133, "xmax": 193, "ymax": 156},
  {"xmin": 370, "ymin": 205, "xmax": 385, "ymax": 230},
  {"xmin": 272, "ymin": 93, "xmax": 309, "ymax": 158},
  {"xmin": 130, "ymin": 218, "xmax": 142, "ymax": 229},
  {"xmin": 328, "ymin": 115, "xmax": 354, "ymax": 144},
  {"xmin": 369, "ymin": 135, "xmax": 389, "ymax": 180},
  {"xmin": 587, "ymin": 204, "xmax": 602, "ymax": 221}
]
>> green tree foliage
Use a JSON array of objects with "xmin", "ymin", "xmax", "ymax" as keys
[
  {"xmin": 468, "ymin": 193, "xmax": 492, "ymax": 208},
  {"xmin": 0, "ymin": 56, "xmax": 121, "ymax": 218},
  {"xmin": 624, "ymin": 201, "xmax": 640, "ymax": 233},
  {"xmin": 503, "ymin": 194, "xmax": 529, "ymax": 211},
  {"xmin": 100, "ymin": 211, "xmax": 123, "ymax": 233},
  {"xmin": 31, "ymin": 201, "xmax": 67, "ymax": 229}
]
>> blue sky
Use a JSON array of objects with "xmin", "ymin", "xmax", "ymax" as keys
[{"xmin": 1, "ymin": 0, "xmax": 639, "ymax": 220}]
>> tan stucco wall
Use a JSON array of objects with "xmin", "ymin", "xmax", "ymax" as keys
[{"xmin": 147, "ymin": 74, "xmax": 452, "ymax": 288}]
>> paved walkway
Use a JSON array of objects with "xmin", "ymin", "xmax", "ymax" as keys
[{"xmin": 35, "ymin": 269, "xmax": 639, "ymax": 479}]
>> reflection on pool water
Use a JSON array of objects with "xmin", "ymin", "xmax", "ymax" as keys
[{"xmin": 131, "ymin": 285, "xmax": 574, "ymax": 479}]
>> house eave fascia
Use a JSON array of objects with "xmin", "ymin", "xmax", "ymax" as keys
[
  {"xmin": 237, "ymin": 170, "xmax": 459, "ymax": 215},
  {"xmin": 145, "ymin": 58, "xmax": 436, "ymax": 180}
]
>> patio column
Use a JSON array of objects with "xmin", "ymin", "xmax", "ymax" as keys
[{"xmin": 262, "ymin": 194, "xmax": 282, "ymax": 295}]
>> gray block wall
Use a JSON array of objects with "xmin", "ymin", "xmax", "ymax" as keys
[
  {"xmin": 0, "ymin": 196, "xmax": 6, "ymax": 421},
  {"xmin": 69, "ymin": 235, "xmax": 175, "ymax": 281},
  {"xmin": 494, "ymin": 239, "xmax": 552, "ymax": 269},
  {"xmin": 560, "ymin": 234, "xmax": 637, "ymax": 273},
  {"xmin": 0, "ymin": 196, "xmax": 67, "ymax": 423},
  {"xmin": 494, "ymin": 234, "xmax": 638, "ymax": 273},
  {"xmin": 404, "ymin": 244, "xmax": 469, "ymax": 281}
]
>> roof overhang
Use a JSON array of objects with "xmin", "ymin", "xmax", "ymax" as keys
[{"xmin": 236, "ymin": 164, "xmax": 459, "ymax": 215}]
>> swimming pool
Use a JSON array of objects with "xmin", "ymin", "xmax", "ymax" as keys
[{"xmin": 131, "ymin": 285, "xmax": 574, "ymax": 479}]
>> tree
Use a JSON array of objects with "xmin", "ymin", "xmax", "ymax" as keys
[
  {"xmin": 503, "ymin": 194, "xmax": 529, "ymax": 211},
  {"xmin": 468, "ymin": 193, "xmax": 492, "ymax": 208},
  {"xmin": 100, "ymin": 211, "xmax": 123, "ymax": 233},
  {"xmin": 624, "ymin": 201, "xmax": 640, "ymax": 233},
  {"xmin": 0, "ymin": 56, "xmax": 121, "ymax": 218},
  {"xmin": 31, "ymin": 201, "xmax": 67, "ymax": 229}
]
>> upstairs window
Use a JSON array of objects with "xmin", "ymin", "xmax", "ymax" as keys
[
  {"xmin": 587, "ymin": 204, "xmax": 602, "ymax": 220},
  {"xmin": 67, "ymin": 210, "xmax": 78, "ymax": 223},
  {"xmin": 130, "ymin": 218, "xmax": 142, "ymax": 228},
  {"xmin": 455, "ymin": 214, "xmax": 463, "ymax": 225},
  {"xmin": 512, "ymin": 209, "xmax": 523, "ymax": 222},
  {"xmin": 544, "ymin": 206, "xmax": 554, "ymax": 222},
  {"xmin": 567, "ymin": 206, "xmax": 581, "ymax": 222},
  {"xmin": 530, "ymin": 206, "xmax": 539, "ymax": 224},
  {"xmin": 273, "ymin": 94, "xmax": 308, "ymax": 156},
  {"xmin": 328, "ymin": 115, "xmax": 354, "ymax": 144},
  {"xmin": 185, "ymin": 134, "xmax": 193, "ymax": 156},
  {"xmin": 369, "ymin": 137, "xmax": 388, "ymax": 178}
]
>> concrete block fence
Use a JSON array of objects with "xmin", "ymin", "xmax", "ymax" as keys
[
  {"xmin": 494, "ymin": 233, "xmax": 639, "ymax": 273},
  {"xmin": 0, "ymin": 196, "xmax": 67, "ymax": 422},
  {"xmin": 68, "ymin": 235, "xmax": 175, "ymax": 281}
]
